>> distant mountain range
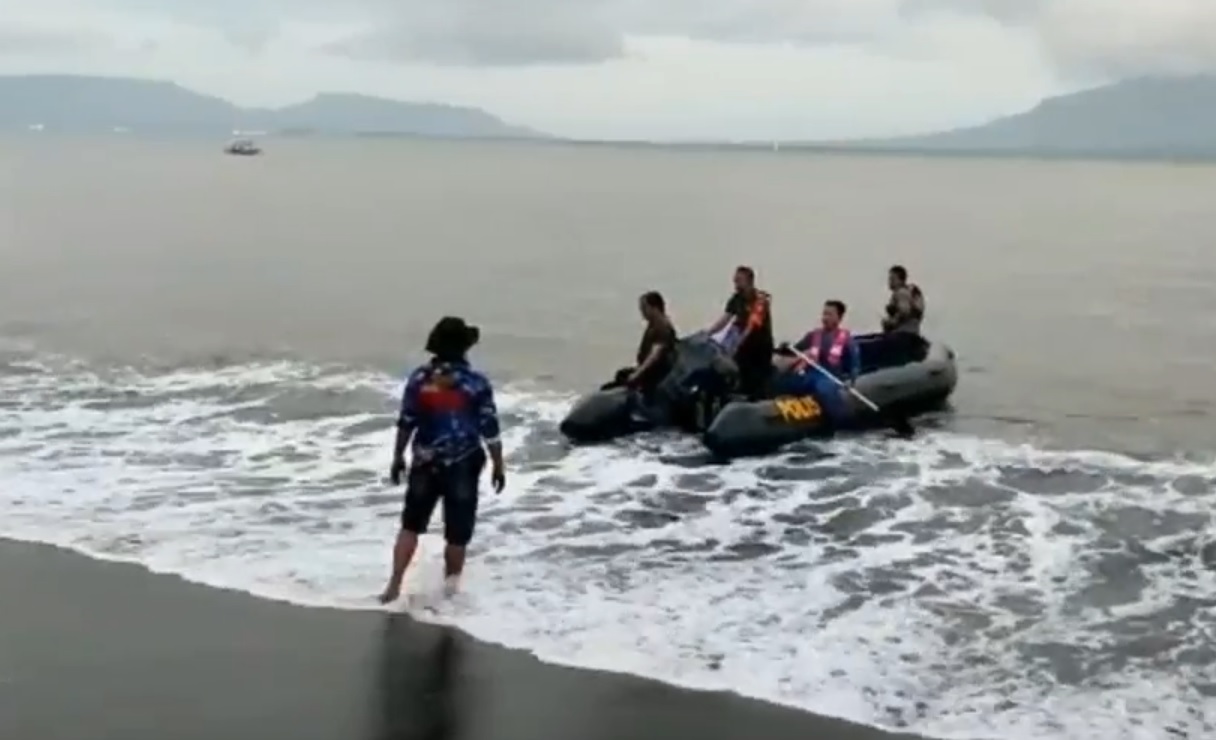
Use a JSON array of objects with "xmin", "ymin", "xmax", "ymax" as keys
[
  {"xmin": 5, "ymin": 74, "xmax": 1216, "ymax": 157},
  {"xmin": 845, "ymin": 76, "xmax": 1216, "ymax": 158},
  {"xmin": 0, "ymin": 74, "xmax": 544, "ymax": 139}
]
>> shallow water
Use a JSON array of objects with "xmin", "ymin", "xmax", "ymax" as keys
[{"xmin": 1, "ymin": 136, "xmax": 1214, "ymax": 739}]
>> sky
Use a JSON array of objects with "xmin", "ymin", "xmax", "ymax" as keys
[{"xmin": 1, "ymin": 0, "xmax": 1216, "ymax": 140}]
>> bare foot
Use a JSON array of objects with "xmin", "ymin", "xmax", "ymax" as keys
[
  {"xmin": 442, "ymin": 576, "xmax": 460, "ymax": 598},
  {"xmin": 378, "ymin": 585, "xmax": 401, "ymax": 604}
]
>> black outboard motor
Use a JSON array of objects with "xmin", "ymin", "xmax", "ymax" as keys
[{"xmin": 656, "ymin": 333, "xmax": 738, "ymax": 431}]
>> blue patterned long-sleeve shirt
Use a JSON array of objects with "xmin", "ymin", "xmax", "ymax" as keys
[{"xmin": 398, "ymin": 359, "xmax": 501, "ymax": 463}]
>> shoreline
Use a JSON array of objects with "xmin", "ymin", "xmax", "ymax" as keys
[
  {"xmin": 0, "ymin": 536, "xmax": 946, "ymax": 740},
  {"xmin": 8, "ymin": 130, "xmax": 1216, "ymax": 167}
]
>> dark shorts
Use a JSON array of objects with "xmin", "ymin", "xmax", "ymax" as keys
[{"xmin": 400, "ymin": 449, "xmax": 486, "ymax": 546}]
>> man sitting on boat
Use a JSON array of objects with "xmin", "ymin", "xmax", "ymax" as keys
[
  {"xmin": 602, "ymin": 291, "xmax": 680, "ymax": 423},
  {"xmin": 773, "ymin": 299, "xmax": 860, "ymax": 421},
  {"xmin": 603, "ymin": 291, "xmax": 678, "ymax": 395}
]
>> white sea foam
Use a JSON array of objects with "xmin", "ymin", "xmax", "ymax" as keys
[{"xmin": 0, "ymin": 357, "xmax": 1213, "ymax": 739}]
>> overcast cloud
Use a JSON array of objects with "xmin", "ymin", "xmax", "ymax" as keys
[{"xmin": 1, "ymin": 0, "xmax": 1215, "ymax": 139}]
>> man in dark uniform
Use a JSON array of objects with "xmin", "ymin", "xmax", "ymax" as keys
[
  {"xmin": 706, "ymin": 265, "xmax": 774, "ymax": 399},
  {"xmin": 378, "ymin": 316, "xmax": 507, "ymax": 604},
  {"xmin": 606, "ymin": 290, "xmax": 678, "ymax": 400},
  {"xmin": 881, "ymin": 264, "xmax": 925, "ymax": 335},
  {"xmin": 627, "ymin": 291, "xmax": 678, "ymax": 395},
  {"xmin": 881, "ymin": 264, "xmax": 927, "ymax": 362}
]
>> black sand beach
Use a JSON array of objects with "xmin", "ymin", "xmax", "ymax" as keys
[{"xmin": 0, "ymin": 539, "xmax": 939, "ymax": 740}]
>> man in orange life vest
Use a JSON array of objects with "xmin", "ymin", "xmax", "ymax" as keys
[
  {"xmin": 774, "ymin": 299, "xmax": 861, "ymax": 421},
  {"xmin": 705, "ymin": 265, "xmax": 775, "ymax": 400}
]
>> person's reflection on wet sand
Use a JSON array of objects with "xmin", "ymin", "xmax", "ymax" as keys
[{"xmin": 370, "ymin": 614, "xmax": 465, "ymax": 740}]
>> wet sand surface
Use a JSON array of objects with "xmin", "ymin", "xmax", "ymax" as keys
[{"xmin": 0, "ymin": 539, "xmax": 936, "ymax": 740}]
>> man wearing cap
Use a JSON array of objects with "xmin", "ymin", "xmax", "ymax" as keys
[{"xmin": 378, "ymin": 316, "xmax": 507, "ymax": 604}]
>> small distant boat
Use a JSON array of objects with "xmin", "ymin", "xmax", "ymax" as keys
[{"xmin": 224, "ymin": 138, "xmax": 261, "ymax": 156}]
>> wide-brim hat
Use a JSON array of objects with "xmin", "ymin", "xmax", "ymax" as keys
[{"xmin": 425, "ymin": 316, "xmax": 480, "ymax": 356}]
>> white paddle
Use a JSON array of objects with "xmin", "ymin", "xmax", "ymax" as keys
[{"xmin": 788, "ymin": 346, "xmax": 914, "ymax": 437}]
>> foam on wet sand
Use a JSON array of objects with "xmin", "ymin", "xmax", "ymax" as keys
[{"xmin": 0, "ymin": 538, "xmax": 937, "ymax": 740}]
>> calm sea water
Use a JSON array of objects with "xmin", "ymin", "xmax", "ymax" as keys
[{"xmin": 1, "ymin": 136, "xmax": 1214, "ymax": 739}]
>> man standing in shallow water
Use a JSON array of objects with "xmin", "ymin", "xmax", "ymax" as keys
[{"xmin": 378, "ymin": 316, "xmax": 506, "ymax": 605}]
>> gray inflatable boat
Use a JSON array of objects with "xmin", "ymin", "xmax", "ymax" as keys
[{"xmin": 701, "ymin": 335, "xmax": 957, "ymax": 458}]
